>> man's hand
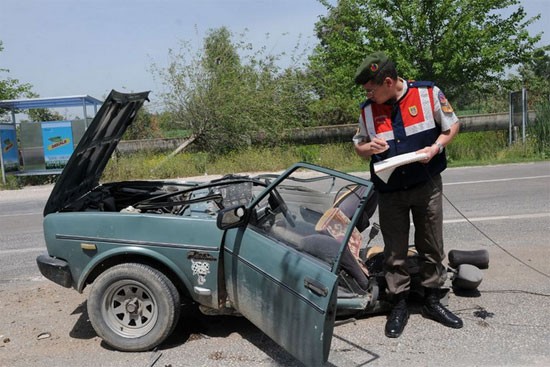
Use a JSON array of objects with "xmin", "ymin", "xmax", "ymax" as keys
[
  {"xmin": 369, "ymin": 137, "xmax": 389, "ymax": 154},
  {"xmin": 417, "ymin": 144, "xmax": 440, "ymax": 163},
  {"xmin": 354, "ymin": 136, "xmax": 389, "ymax": 158}
]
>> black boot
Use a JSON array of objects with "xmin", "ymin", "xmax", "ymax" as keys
[
  {"xmin": 422, "ymin": 288, "xmax": 463, "ymax": 329},
  {"xmin": 385, "ymin": 297, "xmax": 409, "ymax": 338}
]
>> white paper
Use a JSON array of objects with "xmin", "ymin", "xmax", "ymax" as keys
[{"xmin": 373, "ymin": 152, "xmax": 429, "ymax": 183}]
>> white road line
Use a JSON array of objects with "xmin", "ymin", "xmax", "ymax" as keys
[
  {"xmin": 444, "ymin": 212, "xmax": 550, "ymax": 224},
  {"xmin": 0, "ymin": 247, "xmax": 45, "ymax": 255},
  {"xmin": 445, "ymin": 175, "xmax": 550, "ymax": 186},
  {"xmin": 0, "ymin": 212, "xmax": 42, "ymax": 218}
]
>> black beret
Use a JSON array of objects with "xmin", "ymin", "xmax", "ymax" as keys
[{"xmin": 354, "ymin": 51, "xmax": 389, "ymax": 85}]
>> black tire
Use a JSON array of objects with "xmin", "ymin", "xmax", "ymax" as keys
[{"xmin": 87, "ymin": 263, "xmax": 180, "ymax": 352}]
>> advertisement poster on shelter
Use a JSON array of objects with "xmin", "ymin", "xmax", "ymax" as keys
[
  {"xmin": 41, "ymin": 121, "xmax": 74, "ymax": 169},
  {"xmin": 1, "ymin": 124, "xmax": 19, "ymax": 172}
]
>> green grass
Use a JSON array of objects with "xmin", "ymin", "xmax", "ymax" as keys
[
  {"xmin": 445, "ymin": 131, "xmax": 537, "ymax": 166},
  {"xmin": 101, "ymin": 143, "xmax": 368, "ymax": 181},
  {"xmin": 99, "ymin": 133, "xmax": 547, "ymax": 182}
]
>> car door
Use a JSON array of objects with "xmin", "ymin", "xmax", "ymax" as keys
[
  {"xmin": 220, "ymin": 163, "xmax": 374, "ymax": 366},
  {"xmin": 222, "ymin": 226, "xmax": 338, "ymax": 367}
]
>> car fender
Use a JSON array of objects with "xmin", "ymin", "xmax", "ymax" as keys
[{"xmin": 76, "ymin": 245, "xmax": 195, "ymax": 295}]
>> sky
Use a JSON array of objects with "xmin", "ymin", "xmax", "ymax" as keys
[{"xmin": 1, "ymin": 0, "xmax": 549, "ymax": 117}]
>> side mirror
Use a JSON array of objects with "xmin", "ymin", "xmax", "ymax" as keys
[{"xmin": 216, "ymin": 205, "xmax": 248, "ymax": 230}]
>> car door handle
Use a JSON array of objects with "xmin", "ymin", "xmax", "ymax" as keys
[{"xmin": 304, "ymin": 277, "xmax": 328, "ymax": 297}]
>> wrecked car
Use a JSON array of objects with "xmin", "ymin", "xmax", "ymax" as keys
[{"xmin": 37, "ymin": 90, "xmax": 487, "ymax": 366}]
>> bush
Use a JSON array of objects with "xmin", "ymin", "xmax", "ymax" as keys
[
  {"xmin": 529, "ymin": 102, "xmax": 550, "ymax": 158},
  {"xmin": 0, "ymin": 175, "xmax": 22, "ymax": 190}
]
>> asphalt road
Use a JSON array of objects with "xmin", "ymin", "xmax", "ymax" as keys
[{"xmin": 1, "ymin": 161, "xmax": 549, "ymax": 367}]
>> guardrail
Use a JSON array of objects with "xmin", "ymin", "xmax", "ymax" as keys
[
  {"xmin": 282, "ymin": 111, "xmax": 536, "ymax": 144},
  {"xmin": 117, "ymin": 111, "xmax": 536, "ymax": 152}
]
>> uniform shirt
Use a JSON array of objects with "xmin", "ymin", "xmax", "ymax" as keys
[
  {"xmin": 353, "ymin": 79, "xmax": 458, "ymax": 144},
  {"xmin": 354, "ymin": 79, "xmax": 459, "ymax": 192}
]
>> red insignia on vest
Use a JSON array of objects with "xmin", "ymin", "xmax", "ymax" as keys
[{"xmin": 409, "ymin": 105, "xmax": 418, "ymax": 117}]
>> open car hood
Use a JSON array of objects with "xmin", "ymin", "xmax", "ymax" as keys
[{"xmin": 44, "ymin": 90, "xmax": 150, "ymax": 216}]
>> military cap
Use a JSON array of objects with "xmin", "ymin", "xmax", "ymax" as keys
[{"xmin": 354, "ymin": 51, "xmax": 389, "ymax": 85}]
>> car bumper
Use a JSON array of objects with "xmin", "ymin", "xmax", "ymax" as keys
[{"xmin": 36, "ymin": 253, "xmax": 73, "ymax": 288}]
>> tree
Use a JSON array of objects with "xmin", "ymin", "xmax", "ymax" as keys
[
  {"xmin": 123, "ymin": 107, "xmax": 162, "ymax": 140},
  {"xmin": 308, "ymin": 0, "xmax": 368, "ymax": 125},
  {"xmin": 26, "ymin": 108, "xmax": 64, "ymax": 122},
  {"xmin": 516, "ymin": 48, "xmax": 550, "ymax": 106},
  {"xmin": 21, "ymin": 92, "xmax": 65, "ymax": 122},
  {"xmin": 309, "ymin": 0, "xmax": 543, "ymax": 123},
  {"xmin": 0, "ymin": 41, "xmax": 32, "ymax": 119},
  {"xmin": 153, "ymin": 27, "xmax": 314, "ymax": 155}
]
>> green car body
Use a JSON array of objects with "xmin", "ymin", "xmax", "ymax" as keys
[{"xmin": 37, "ymin": 91, "xmax": 380, "ymax": 367}]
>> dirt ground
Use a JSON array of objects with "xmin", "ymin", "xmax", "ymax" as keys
[
  {"xmin": 0, "ymin": 279, "xmax": 290, "ymax": 367},
  {"xmin": 3, "ymin": 259, "xmax": 550, "ymax": 367},
  {"xmin": 1, "ymin": 281, "xmax": 98, "ymax": 367}
]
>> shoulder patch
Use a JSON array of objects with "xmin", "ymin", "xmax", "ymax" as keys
[{"xmin": 438, "ymin": 90, "xmax": 454, "ymax": 113}]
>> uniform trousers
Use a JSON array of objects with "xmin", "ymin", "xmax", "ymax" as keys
[{"xmin": 378, "ymin": 174, "xmax": 447, "ymax": 298}]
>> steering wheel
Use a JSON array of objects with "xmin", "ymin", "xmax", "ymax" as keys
[{"xmin": 270, "ymin": 189, "xmax": 296, "ymax": 227}]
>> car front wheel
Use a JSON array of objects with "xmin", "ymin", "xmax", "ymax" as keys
[{"xmin": 87, "ymin": 263, "xmax": 180, "ymax": 351}]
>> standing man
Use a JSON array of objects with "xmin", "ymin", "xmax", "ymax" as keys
[{"xmin": 352, "ymin": 51, "xmax": 462, "ymax": 338}]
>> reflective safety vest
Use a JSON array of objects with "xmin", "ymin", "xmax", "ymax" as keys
[{"xmin": 360, "ymin": 81, "xmax": 446, "ymax": 192}]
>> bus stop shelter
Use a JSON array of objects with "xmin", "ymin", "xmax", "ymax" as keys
[{"xmin": 0, "ymin": 95, "xmax": 102, "ymax": 184}]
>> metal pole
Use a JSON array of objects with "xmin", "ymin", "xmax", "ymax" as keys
[
  {"xmin": 522, "ymin": 88, "xmax": 527, "ymax": 143},
  {"xmin": 508, "ymin": 92, "xmax": 514, "ymax": 145},
  {"xmin": 83, "ymin": 99, "xmax": 88, "ymax": 129},
  {"xmin": 0, "ymin": 136, "xmax": 5, "ymax": 185}
]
